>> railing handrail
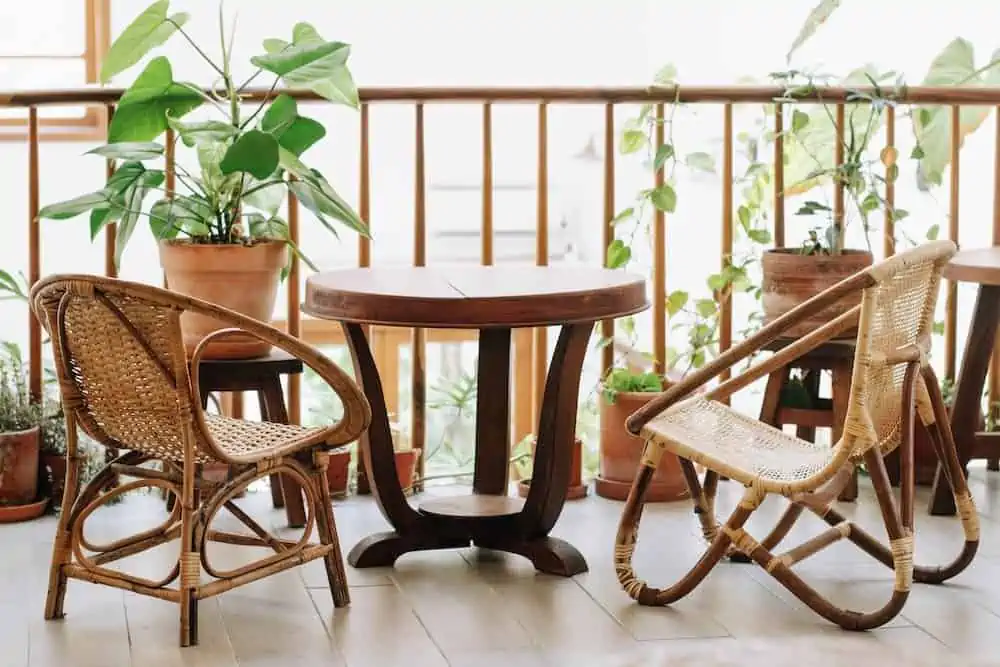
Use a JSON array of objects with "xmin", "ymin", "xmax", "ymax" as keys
[{"xmin": 5, "ymin": 84, "xmax": 1000, "ymax": 106}]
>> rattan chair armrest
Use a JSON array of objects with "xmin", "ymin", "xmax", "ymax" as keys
[
  {"xmin": 189, "ymin": 326, "xmax": 371, "ymax": 463},
  {"xmin": 626, "ymin": 270, "xmax": 875, "ymax": 435}
]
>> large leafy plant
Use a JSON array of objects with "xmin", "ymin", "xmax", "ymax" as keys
[{"xmin": 38, "ymin": 0, "xmax": 369, "ymax": 270}]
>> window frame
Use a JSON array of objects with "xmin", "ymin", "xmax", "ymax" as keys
[{"xmin": 0, "ymin": 0, "xmax": 110, "ymax": 141}]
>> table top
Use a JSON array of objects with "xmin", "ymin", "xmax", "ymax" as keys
[
  {"xmin": 944, "ymin": 247, "xmax": 1000, "ymax": 286},
  {"xmin": 303, "ymin": 266, "xmax": 649, "ymax": 328}
]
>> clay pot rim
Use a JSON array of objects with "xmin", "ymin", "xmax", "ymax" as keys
[
  {"xmin": 0, "ymin": 425, "xmax": 41, "ymax": 439},
  {"xmin": 158, "ymin": 238, "xmax": 286, "ymax": 250},
  {"xmin": 0, "ymin": 495, "xmax": 49, "ymax": 522},
  {"xmin": 764, "ymin": 247, "xmax": 874, "ymax": 259}
]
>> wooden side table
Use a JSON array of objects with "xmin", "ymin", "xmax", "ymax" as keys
[
  {"xmin": 929, "ymin": 248, "xmax": 1000, "ymax": 515},
  {"xmin": 196, "ymin": 351, "xmax": 308, "ymax": 527},
  {"xmin": 304, "ymin": 266, "xmax": 648, "ymax": 576},
  {"xmin": 759, "ymin": 338, "xmax": 856, "ymax": 501}
]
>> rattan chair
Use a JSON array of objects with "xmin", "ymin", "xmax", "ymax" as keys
[
  {"xmin": 615, "ymin": 241, "xmax": 979, "ymax": 630},
  {"xmin": 30, "ymin": 275, "xmax": 371, "ymax": 647}
]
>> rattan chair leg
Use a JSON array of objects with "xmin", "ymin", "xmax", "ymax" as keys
[
  {"xmin": 44, "ymin": 446, "xmax": 82, "ymax": 620},
  {"xmin": 311, "ymin": 451, "xmax": 350, "ymax": 608}
]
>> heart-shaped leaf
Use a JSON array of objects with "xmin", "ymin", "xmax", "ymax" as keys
[
  {"xmin": 254, "ymin": 24, "xmax": 357, "ymax": 108},
  {"xmin": 220, "ymin": 130, "xmax": 280, "ymax": 179},
  {"xmin": 261, "ymin": 94, "xmax": 326, "ymax": 156},
  {"xmin": 149, "ymin": 195, "xmax": 212, "ymax": 239},
  {"xmin": 166, "ymin": 115, "xmax": 238, "ymax": 147},
  {"xmin": 87, "ymin": 142, "xmax": 165, "ymax": 160},
  {"xmin": 100, "ymin": 0, "xmax": 189, "ymax": 83},
  {"xmin": 912, "ymin": 39, "xmax": 1000, "ymax": 189},
  {"xmin": 108, "ymin": 57, "xmax": 202, "ymax": 142}
]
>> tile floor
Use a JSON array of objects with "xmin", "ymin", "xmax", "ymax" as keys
[{"xmin": 4, "ymin": 468, "xmax": 1000, "ymax": 666}]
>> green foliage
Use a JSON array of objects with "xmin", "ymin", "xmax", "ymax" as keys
[
  {"xmin": 601, "ymin": 368, "xmax": 662, "ymax": 405},
  {"xmin": 0, "ymin": 356, "xmax": 41, "ymax": 433},
  {"xmin": 38, "ymin": 0, "xmax": 368, "ymax": 271}
]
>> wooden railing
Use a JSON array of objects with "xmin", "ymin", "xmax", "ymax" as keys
[{"xmin": 6, "ymin": 84, "xmax": 1000, "ymax": 481}]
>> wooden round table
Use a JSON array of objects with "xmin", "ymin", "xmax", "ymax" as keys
[
  {"xmin": 929, "ymin": 248, "xmax": 1000, "ymax": 515},
  {"xmin": 304, "ymin": 266, "xmax": 648, "ymax": 576}
]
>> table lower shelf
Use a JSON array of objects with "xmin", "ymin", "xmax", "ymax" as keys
[{"xmin": 419, "ymin": 493, "xmax": 524, "ymax": 519}]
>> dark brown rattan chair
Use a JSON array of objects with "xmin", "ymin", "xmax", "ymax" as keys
[
  {"xmin": 615, "ymin": 241, "xmax": 978, "ymax": 630},
  {"xmin": 30, "ymin": 275, "xmax": 371, "ymax": 646}
]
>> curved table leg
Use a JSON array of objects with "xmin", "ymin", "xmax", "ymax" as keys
[
  {"xmin": 470, "ymin": 323, "xmax": 591, "ymax": 576},
  {"xmin": 929, "ymin": 285, "xmax": 1000, "ymax": 515}
]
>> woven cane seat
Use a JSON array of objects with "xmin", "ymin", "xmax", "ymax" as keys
[
  {"xmin": 203, "ymin": 415, "xmax": 332, "ymax": 462},
  {"xmin": 643, "ymin": 397, "xmax": 836, "ymax": 486}
]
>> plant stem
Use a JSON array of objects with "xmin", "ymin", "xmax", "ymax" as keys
[
  {"xmin": 241, "ymin": 77, "xmax": 281, "ymax": 129},
  {"xmin": 168, "ymin": 20, "xmax": 226, "ymax": 79}
]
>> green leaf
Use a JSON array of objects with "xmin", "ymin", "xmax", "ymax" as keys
[
  {"xmin": 89, "ymin": 208, "xmax": 117, "ymax": 240},
  {"xmin": 108, "ymin": 57, "xmax": 202, "ymax": 142},
  {"xmin": 861, "ymin": 192, "xmax": 881, "ymax": 213},
  {"xmin": 791, "ymin": 109, "xmax": 810, "ymax": 133},
  {"xmin": 737, "ymin": 206, "xmax": 751, "ymax": 230},
  {"xmin": 666, "ymin": 290, "xmax": 688, "ymax": 316},
  {"xmin": 912, "ymin": 40, "xmax": 1000, "ymax": 189},
  {"xmin": 243, "ymin": 177, "xmax": 287, "ymax": 216},
  {"xmin": 166, "ymin": 115, "xmax": 238, "ymax": 147},
  {"xmin": 620, "ymin": 129, "xmax": 646, "ymax": 154},
  {"xmin": 149, "ymin": 199, "xmax": 180, "ymax": 240},
  {"xmin": 86, "ymin": 142, "xmax": 164, "ymax": 160},
  {"xmin": 927, "ymin": 223, "xmax": 941, "ymax": 241},
  {"xmin": 149, "ymin": 195, "xmax": 212, "ymax": 239},
  {"xmin": 653, "ymin": 143, "xmax": 674, "ymax": 172},
  {"xmin": 611, "ymin": 207, "xmax": 635, "ymax": 225},
  {"xmin": 695, "ymin": 298, "xmax": 717, "ymax": 318},
  {"xmin": 38, "ymin": 191, "xmax": 110, "ymax": 220},
  {"xmin": 253, "ymin": 25, "xmax": 357, "ymax": 108},
  {"xmin": 653, "ymin": 63, "xmax": 678, "ymax": 86},
  {"xmin": 247, "ymin": 213, "xmax": 289, "ymax": 239},
  {"xmin": 747, "ymin": 228, "xmax": 773, "ymax": 244},
  {"xmin": 786, "ymin": 0, "xmax": 842, "ymax": 62},
  {"xmin": 910, "ymin": 145, "xmax": 925, "ymax": 160},
  {"xmin": 605, "ymin": 239, "xmax": 631, "ymax": 269},
  {"xmin": 261, "ymin": 94, "xmax": 326, "ymax": 156},
  {"xmin": 286, "ymin": 160, "xmax": 369, "ymax": 238},
  {"xmin": 220, "ymin": 130, "xmax": 280, "ymax": 180},
  {"xmin": 649, "ymin": 183, "xmax": 677, "ymax": 213},
  {"xmin": 684, "ymin": 151, "xmax": 716, "ymax": 173},
  {"xmin": 113, "ymin": 167, "xmax": 165, "ymax": 268},
  {"xmin": 707, "ymin": 273, "xmax": 726, "ymax": 291},
  {"xmin": 100, "ymin": 0, "xmax": 189, "ymax": 83},
  {"xmin": 932, "ymin": 320, "xmax": 945, "ymax": 335},
  {"xmin": 891, "ymin": 208, "xmax": 909, "ymax": 222}
]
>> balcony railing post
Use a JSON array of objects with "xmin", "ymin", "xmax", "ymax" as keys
[{"xmin": 28, "ymin": 106, "xmax": 41, "ymax": 401}]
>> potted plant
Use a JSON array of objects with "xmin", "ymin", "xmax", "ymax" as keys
[
  {"xmin": 38, "ymin": 0, "xmax": 370, "ymax": 359},
  {"xmin": 515, "ymin": 434, "xmax": 588, "ymax": 500},
  {"xmin": 0, "ymin": 357, "xmax": 47, "ymax": 522}
]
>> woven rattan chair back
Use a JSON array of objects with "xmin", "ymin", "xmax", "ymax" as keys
[
  {"xmin": 32, "ymin": 277, "xmax": 196, "ymax": 463},
  {"xmin": 840, "ymin": 241, "xmax": 953, "ymax": 462}
]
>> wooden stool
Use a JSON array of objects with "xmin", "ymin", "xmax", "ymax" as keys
[
  {"xmin": 758, "ymin": 338, "xmax": 857, "ymax": 501},
  {"xmin": 195, "ymin": 351, "xmax": 308, "ymax": 527}
]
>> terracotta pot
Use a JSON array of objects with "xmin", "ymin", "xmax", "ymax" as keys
[
  {"xmin": 597, "ymin": 392, "xmax": 689, "ymax": 502},
  {"xmin": 395, "ymin": 449, "xmax": 421, "ymax": 493},
  {"xmin": 0, "ymin": 496, "xmax": 48, "ymax": 523},
  {"xmin": 517, "ymin": 437, "xmax": 588, "ymax": 500},
  {"xmin": 326, "ymin": 450, "xmax": 351, "ymax": 498},
  {"xmin": 41, "ymin": 453, "xmax": 67, "ymax": 507},
  {"xmin": 159, "ymin": 239, "xmax": 287, "ymax": 359},
  {"xmin": 761, "ymin": 248, "xmax": 873, "ymax": 339},
  {"xmin": 0, "ymin": 426, "xmax": 40, "ymax": 506}
]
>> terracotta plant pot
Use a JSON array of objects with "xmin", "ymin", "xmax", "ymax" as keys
[
  {"xmin": 761, "ymin": 248, "xmax": 874, "ymax": 339},
  {"xmin": 597, "ymin": 392, "xmax": 689, "ymax": 502},
  {"xmin": 326, "ymin": 450, "xmax": 352, "ymax": 498},
  {"xmin": 0, "ymin": 426, "xmax": 41, "ymax": 506},
  {"xmin": 41, "ymin": 453, "xmax": 67, "ymax": 507},
  {"xmin": 159, "ymin": 239, "xmax": 287, "ymax": 360},
  {"xmin": 517, "ymin": 437, "xmax": 588, "ymax": 500},
  {"xmin": 395, "ymin": 448, "xmax": 421, "ymax": 493}
]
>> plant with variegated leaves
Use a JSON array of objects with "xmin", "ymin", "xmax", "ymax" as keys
[{"xmin": 37, "ymin": 0, "xmax": 369, "ymax": 274}]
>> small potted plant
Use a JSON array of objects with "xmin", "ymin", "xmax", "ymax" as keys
[
  {"xmin": 515, "ymin": 433, "xmax": 588, "ymax": 500},
  {"xmin": 38, "ymin": 0, "xmax": 370, "ymax": 360},
  {"xmin": 0, "ymin": 357, "xmax": 47, "ymax": 522}
]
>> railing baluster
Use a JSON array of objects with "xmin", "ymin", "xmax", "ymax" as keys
[
  {"xmin": 719, "ymin": 104, "xmax": 734, "ymax": 391},
  {"xmin": 989, "ymin": 109, "xmax": 1000, "ymax": 451},
  {"xmin": 532, "ymin": 102, "xmax": 549, "ymax": 427},
  {"xmin": 884, "ymin": 107, "xmax": 896, "ymax": 258},
  {"xmin": 834, "ymin": 104, "xmax": 845, "ymax": 250},
  {"xmin": 359, "ymin": 103, "xmax": 371, "ymax": 269},
  {"xmin": 773, "ymin": 103, "xmax": 785, "ymax": 247},
  {"xmin": 287, "ymin": 179, "xmax": 301, "ymax": 425},
  {"xmin": 412, "ymin": 103, "xmax": 427, "ymax": 489},
  {"xmin": 652, "ymin": 103, "xmax": 666, "ymax": 375},
  {"xmin": 482, "ymin": 103, "xmax": 493, "ymax": 266},
  {"xmin": 601, "ymin": 103, "xmax": 615, "ymax": 374},
  {"xmin": 104, "ymin": 104, "xmax": 117, "ymax": 278},
  {"xmin": 28, "ymin": 106, "xmax": 40, "ymax": 401},
  {"xmin": 945, "ymin": 105, "xmax": 961, "ymax": 381}
]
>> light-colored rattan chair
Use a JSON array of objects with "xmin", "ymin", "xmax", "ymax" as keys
[
  {"xmin": 615, "ymin": 241, "xmax": 978, "ymax": 630},
  {"xmin": 30, "ymin": 275, "xmax": 371, "ymax": 647}
]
